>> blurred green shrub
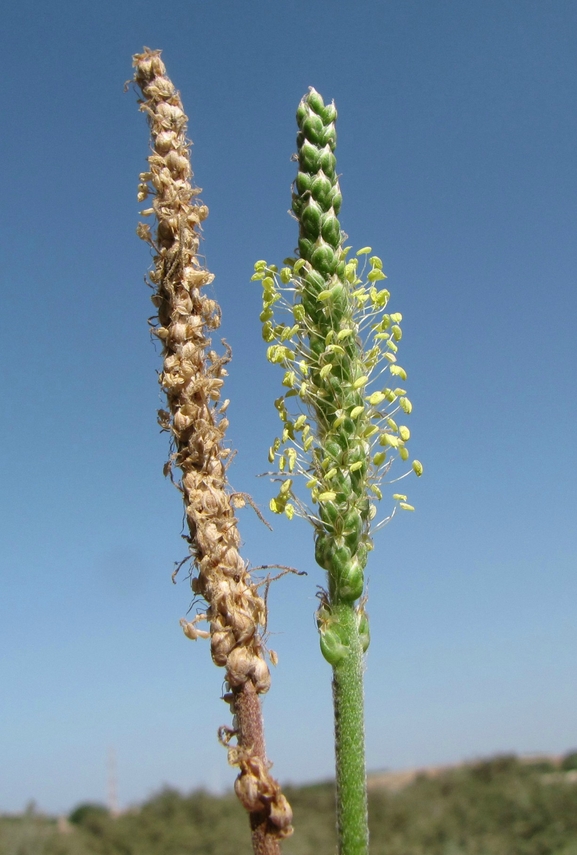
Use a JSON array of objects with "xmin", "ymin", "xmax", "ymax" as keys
[
  {"xmin": 561, "ymin": 752, "xmax": 577, "ymax": 772},
  {"xmin": 3, "ymin": 756, "xmax": 577, "ymax": 855}
]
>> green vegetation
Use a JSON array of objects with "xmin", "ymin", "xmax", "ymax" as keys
[
  {"xmin": 3, "ymin": 755, "xmax": 577, "ymax": 855},
  {"xmin": 561, "ymin": 753, "xmax": 577, "ymax": 771}
]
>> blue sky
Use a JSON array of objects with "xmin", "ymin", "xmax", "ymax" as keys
[{"xmin": 1, "ymin": 0, "xmax": 576, "ymax": 815}]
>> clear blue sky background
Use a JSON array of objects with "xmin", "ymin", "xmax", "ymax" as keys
[{"xmin": 1, "ymin": 0, "xmax": 575, "ymax": 816}]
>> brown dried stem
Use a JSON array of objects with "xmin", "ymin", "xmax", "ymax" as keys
[{"xmin": 132, "ymin": 47, "xmax": 292, "ymax": 851}]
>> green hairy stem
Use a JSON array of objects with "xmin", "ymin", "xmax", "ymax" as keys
[
  {"xmin": 293, "ymin": 89, "xmax": 370, "ymax": 855},
  {"xmin": 254, "ymin": 87, "xmax": 422, "ymax": 855},
  {"xmin": 331, "ymin": 604, "xmax": 368, "ymax": 855}
]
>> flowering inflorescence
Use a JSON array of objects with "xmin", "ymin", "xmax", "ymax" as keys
[
  {"xmin": 253, "ymin": 250, "xmax": 422, "ymax": 521},
  {"xmin": 253, "ymin": 87, "xmax": 422, "ymax": 622},
  {"xmin": 251, "ymin": 85, "xmax": 418, "ymax": 852}
]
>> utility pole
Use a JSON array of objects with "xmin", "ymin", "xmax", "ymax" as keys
[{"xmin": 107, "ymin": 746, "xmax": 119, "ymax": 817}]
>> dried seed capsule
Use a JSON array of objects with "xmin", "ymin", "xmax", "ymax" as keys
[{"xmin": 134, "ymin": 48, "xmax": 290, "ymax": 835}]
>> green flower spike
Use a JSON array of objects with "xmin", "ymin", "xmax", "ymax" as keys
[{"xmin": 254, "ymin": 88, "xmax": 422, "ymax": 855}]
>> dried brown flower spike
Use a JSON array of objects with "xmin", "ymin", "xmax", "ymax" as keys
[{"xmin": 132, "ymin": 48, "xmax": 292, "ymax": 853}]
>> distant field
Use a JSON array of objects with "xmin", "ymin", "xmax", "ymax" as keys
[{"xmin": 2, "ymin": 752, "xmax": 577, "ymax": 855}]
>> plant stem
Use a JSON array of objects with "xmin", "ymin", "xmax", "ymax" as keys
[
  {"xmin": 234, "ymin": 682, "xmax": 283, "ymax": 855},
  {"xmin": 289, "ymin": 87, "xmax": 371, "ymax": 851},
  {"xmin": 331, "ymin": 604, "xmax": 368, "ymax": 855}
]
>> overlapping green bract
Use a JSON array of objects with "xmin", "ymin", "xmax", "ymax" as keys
[{"xmin": 252, "ymin": 87, "xmax": 422, "ymax": 647}]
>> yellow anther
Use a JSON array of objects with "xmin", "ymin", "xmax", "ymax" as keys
[
  {"xmin": 389, "ymin": 365, "xmax": 407, "ymax": 380},
  {"xmin": 380, "ymin": 434, "xmax": 399, "ymax": 448},
  {"xmin": 337, "ymin": 328, "xmax": 354, "ymax": 340},
  {"xmin": 367, "ymin": 391, "xmax": 386, "ymax": 406},
  {"xmin": 367, "ymin": 269, "xmax": 386, "ymax": 282},
  {"xmin": 345, "ymin": 263, "xmax": 357, "ymax": 282},
  {"xmin": 353, "ymin": 375, "xmax": 369, "ymax": 389},
  {"xmin": 269, "ymin": 498, "xmax": 282, "ymax": 514},
  {"xmin": 287, "ymin": 448, "xmax": 297, "ymax": 472}
]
